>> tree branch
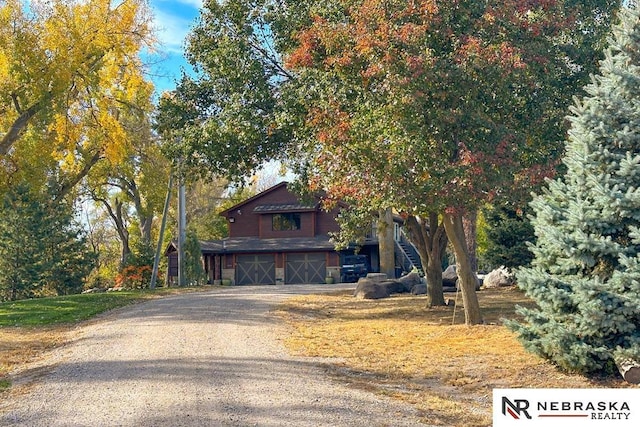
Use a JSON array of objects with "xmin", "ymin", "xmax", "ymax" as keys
[{"xmin": 0, "ymin": 94, "xmax": 51, "ymax": 155}]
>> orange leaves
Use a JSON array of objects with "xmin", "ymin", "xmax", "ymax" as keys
[
  {"xmin": 286, "ymin": 0, "xmax": 436, "ymax": 80},
  {"xmin": 285, "ymin": 27, "xmax": 319, "ymax": 69},
  {"xmin": 114, "ymin": 265, "xmax": 153, "ymax": 290},
  {"xmin": 308, "ymin": 105, "xmax": 351, "ymax": 147},
  {"xmin": 283, "ymin": 0, "xmax": 592, "ymax": 213},
  {"xmin": 456, "ymin": 37, "xmax": 526, "ymax": 73}
]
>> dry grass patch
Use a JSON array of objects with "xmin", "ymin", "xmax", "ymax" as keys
[
  {"xmin": 275, "ymin": 286, "xmax": 630, "ymax": 426},
  {"xmin": 0, "ymin": 326, "xmax": 70, "ymax": 395}
]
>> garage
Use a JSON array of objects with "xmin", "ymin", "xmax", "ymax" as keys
[
  {"xmin": 236, "ymin": 254, "xmax": 276, "ymax": 285},
  {"xmin": 286, "ymin": 253, "xmax": 326, "ymax": 284}
]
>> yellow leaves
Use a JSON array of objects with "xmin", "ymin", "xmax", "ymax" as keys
[
  {"xmin": 1, "ymin": 0, "xmax": 155, "ymax": 188},
  {"xmin": 0, "ymin": 51, "xmax": 8, "ymax": 84},
  {"xmin": 96, "ymin": 109, "xmax": 129, "ymax": 164}
]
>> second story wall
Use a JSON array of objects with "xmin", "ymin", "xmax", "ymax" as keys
[{"xmin": 221, "ymin": 182, "xmax": 341, "ymax": 239}]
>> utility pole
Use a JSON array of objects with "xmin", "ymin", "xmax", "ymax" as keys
[
  {"xmin": 150, "ymin": 175, "xmax": 173, "ymax": 289},
  {"xmin": 177, "ymin": 179, "xmax": 187, "ymax": 287}
]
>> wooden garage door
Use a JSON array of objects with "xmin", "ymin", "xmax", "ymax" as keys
[
  {"xmin": 286, "ymin": 253, "xmax": 326, "ymax": 284},
  {"xmin": 236, "ymin": 254, "xmax": 276, "ymax": 285}
]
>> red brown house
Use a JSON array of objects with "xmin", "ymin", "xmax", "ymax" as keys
[{"xmin": 167, "ymin": 182, "xmax": 387, "ymax": 285}]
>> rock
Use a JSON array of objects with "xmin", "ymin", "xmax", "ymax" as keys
[
  {"xmin": 366, "ymin": 273, "xmax": 388, "ymax": 283},
  {"xmin": 410, "ymin": 283, "xmax": 427, "ymax": 295},
  {"xmin": 355, "ymin": 272, "xmax": 427, "ymax": 298},
  {"xmin": 396, "ymin": 272, "xmax": 422, "ymax": 292},
  {"xmin": 615, "ymin": 356, "xmax": 640, "ymax": 384},
  {"xmin": 354, "ymin": 278, "xmax": 390, "ymax": 299},
  {"xmin": 442, "ymin": 265, "xmax": 458, "ymax": 289},
  {"xmin": 442, "ymin": 265, "xmax": 482, "ymax": 291},
  {"xmin": 379, "ymin": 280, "xmax": 405, "ymax": 294},
  {"xmin": 82, "ymin": 288, "xmax": 105, "ymax": 294},
  {"xmin": 482, "ymin": 266, "xmax": 514, "ymax": 288}
]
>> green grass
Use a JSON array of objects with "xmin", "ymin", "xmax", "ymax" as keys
[{"xmin": 0, "ymin": 291, "xmax": 154, "ymax": 327}]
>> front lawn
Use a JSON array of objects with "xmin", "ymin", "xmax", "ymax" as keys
[
  {"xmin": 274, "ymin": 286, "xmax": 632, "ymax": 426},
  {"xmin": 0, "ymin": 291, "xmax": 150, "ymax": 327}
]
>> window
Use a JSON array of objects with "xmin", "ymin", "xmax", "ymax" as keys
[{"xmin": 272, "ymin": 213, "xmax": 301, "ymax": 231}]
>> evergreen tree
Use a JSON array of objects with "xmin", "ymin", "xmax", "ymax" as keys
[
  {"xmin": 508, "ymin": 6, "xmax": 640, "ymax": 377},
  {"xmin": 183, "ymin": 230, "xmax": 207, "ymax": 286},
  {"xmin": 0, "ymin": 184, "xmax": 95, "ymax": 301},
  {"xmin": 0, "ymin": 185, "xmax": 47, "ymax": 301},
  {"xmin": 482, "ymin": 205, "xmax": 535, "ymax": 270},
  {"xmin": 40, "ymin": 200, "xmax": 96, "ymax": 296}
]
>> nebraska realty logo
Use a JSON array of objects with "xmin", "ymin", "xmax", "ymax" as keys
[{"xmin": 493, "ymin": 389, "xmax": 639, "ymax": 426}]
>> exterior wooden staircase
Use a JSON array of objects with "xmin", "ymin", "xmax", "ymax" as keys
[{"xmin": 395, "ymin": 235, "xmax": 424, "ymax": 276}]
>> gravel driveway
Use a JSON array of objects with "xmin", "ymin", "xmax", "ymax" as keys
[{"xmin": 1, "ymin": 285, "xmax": 426, "ymax": 426}]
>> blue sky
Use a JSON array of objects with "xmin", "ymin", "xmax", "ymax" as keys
[{"xmin": 148, "ymin": 0, "xmax": 202, "ymax": 95}]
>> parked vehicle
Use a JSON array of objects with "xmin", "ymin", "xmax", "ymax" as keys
[{"xmin": 340, "ymin": 255, "xmax": 370, "ymax": 283}]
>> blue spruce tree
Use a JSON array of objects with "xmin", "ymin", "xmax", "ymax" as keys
[{"xmin": 508, "ymin": 6, "xmax": 640, "ymax": 383}]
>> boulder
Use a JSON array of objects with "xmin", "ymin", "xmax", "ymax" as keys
[
  {"xmin": 354, "ymin": 272, "xmax": 428, "ymax": 298},
  {"xmin": 615, "ymin": 356, "xmax": 640, "ymax": 384},
  {"xmin": 354, "ymin": 278, "xmax": 390, "ymax": 299},
  {"xmin": 410, "ymin": 283, "xmax": 427, "ymax": 295},
  {"xmin": 379, "ymin": 280, "xmax": 405, "ymax": 294},
  {"xmin": 396, "ymin": 272, "xmax": 422, "ymax": 292},
  {"xmin": 442, "ymin": 265, "xmax": 458, "ymax": 291},
  {"xmin": 442, "ymin": 265, "xmax": 458, "ymax": 287},
  {"xmin": 482, "ymin": 266, "xmax": 514, "ymax": 288},
  {"xmin": 442, "ymin": 265, "xmax": 482, "ymax": 291},
  {"xmin": 366, "ymin": 273, "xmax": 388, "ymax": 283}
]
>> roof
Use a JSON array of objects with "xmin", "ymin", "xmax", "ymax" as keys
[
  {"xmin": 201, "ymin": 236, "xmax": 336, "ymax": 254},
  {"xmin": 253, "ymin": 203, "xmax": 317, "ymax": 214},
  {"xmin": 167, "ymin": 235, "xmax": 378, "ymax": 255},
  {"xmin": 219, "ymin": 182, "xmax": 290, "ymax": 216}
]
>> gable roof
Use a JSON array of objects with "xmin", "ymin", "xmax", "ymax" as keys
[{"xmin": 219, "ymin": 181, "xmax": 290, "ymax": 217}]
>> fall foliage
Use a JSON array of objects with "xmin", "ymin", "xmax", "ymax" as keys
[
  {"xmin": 0, "ymin": 0, "xmax": 155, "ymax": 195},
  {"xmin": 281, "ymin": 0, "xmax": 620, "ymax": 324}
]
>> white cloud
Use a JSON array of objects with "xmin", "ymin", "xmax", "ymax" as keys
[
  {"xmin": 155, "ymin": 0, "xmax": 204, "ymax": 10},
  {"xmin": 153, "ymin": 9, "xmax": 194, "ymax": 54}
]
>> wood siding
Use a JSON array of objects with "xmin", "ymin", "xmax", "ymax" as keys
[{"xmin": 224, "ymin": 184, "xmax": 341, "ymax": 239}]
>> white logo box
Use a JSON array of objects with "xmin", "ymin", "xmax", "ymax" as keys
[{"xmin": 493, "ymin": 388, "xmax": 640, "ymax": 427}]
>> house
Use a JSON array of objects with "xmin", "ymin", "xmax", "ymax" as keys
[{"xmin": 166, "ymin": 181, "xmax": 423, "ymax": 285}]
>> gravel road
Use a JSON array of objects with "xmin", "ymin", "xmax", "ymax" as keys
[{"xmin": 0, "ymin": 285, "xmax": 426, "ymax": 426}]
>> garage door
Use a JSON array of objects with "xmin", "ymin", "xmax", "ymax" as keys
[
  {"xmin": 236, "ymin": 254, "xmax": 276, "ymax": 285},
  {"xmin": 286, "ymin": 253, "xmax": 326, "ymax": 284}
]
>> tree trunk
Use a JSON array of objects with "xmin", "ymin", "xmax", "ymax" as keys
[
  {"xmin": 54, "ymin": 150, "xmax": 103, "ymax": 202},
  {"xmin": 443, "ymin": 211, "xmax": 483, "ymax": 325},
  {"xmin": 463, "ymin": 210, "xmax": 478, "ymax": 272},
  {"xmin": 93, "ymin": 194, "xmax": 131, "ymax": 266},
  {"xmin": 405, "ymin": 213, "xmax": 447, "ymax": 307},
  {"xmin": 614, "ymin": 356, "xmax": 640, "ymax": 384},
  {"xmin": 378, "ymin": 208, "xmax": 396, "ymax": 279},
  {"xmin": 114, "ymin": 200, "xmax": 131, "ymax": 266},
  {"xmin": 127, "ymin": 178, "xmax": 154, "ymax": 247}
]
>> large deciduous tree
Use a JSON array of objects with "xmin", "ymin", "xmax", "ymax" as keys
[
  {"xmin": 155, "ymin": 0, "xmax": 290, "ymax": 182},
  {"xmin": 281, "ymin": 0, "xmax": 620, "ymax": 324},
  {"xmin": 508, "ymin": 5, "xmax": 640, "ymax": 382},
  {"xmin": 157, "ymin": 0, "xmax": 619, "ymax": 324},
  {"xmin": 86, "ymin": 125, "xmax": 169, "ymax": 267},
  {"xmin": 0, "ymin": 0, "xmax": 155, "ymax": 197}
]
